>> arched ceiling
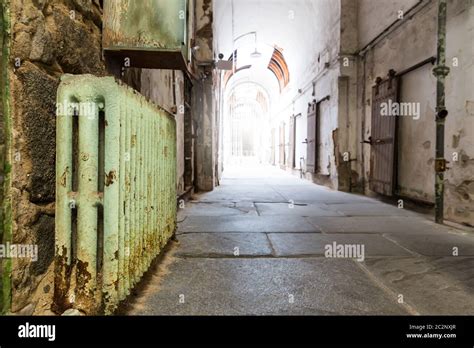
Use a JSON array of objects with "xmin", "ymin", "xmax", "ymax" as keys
[{"xmin": 214, "ymin": 0, "xmax": 319, "ymax": 101}]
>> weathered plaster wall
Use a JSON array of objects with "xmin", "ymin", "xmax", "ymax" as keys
[
  {"xmin": 4, "ymin": 0, "xmax": 105, "ymax": 314},
  {"xmin": 289, "ymin": 69, "xmax": 341, "ymax": 189},
  {"xmin": 194, "ymin": 0, "xmax": 215, "ymax": 191},
  {"xmin": 194, "ymin": 76, "xmax": 215, "ymax": 191},
  {"xmin": 194, "ymin": 0, "xmax": 213, "ymax": 63},
  {"xmin": 357, "ymin": 0, "xmax": 474, "ymax": 225},
  {"xmin": 358, "ymin": 0, "xmax": 420, "ymax": 48},
  {"xmin": 337, "ymin": 0, "xmax": 360, "ymax": 192},
  {"xmin": 444, "ymin": 0, "xmax": 474, "ymax": 225},
  {"xmin": 174, "ymin": 71, "xmax": 186, "ymax": 195},
  {"xmin": 141, "ymin": 70, "xmax": 175, "ymax": 112},
  {"xmin": 398, "ymin": 64, "xmax": 436, "ymax": 203},
  {"xmin": 357, "ymin": 1, "xmax": 438, "ymax": 202}
]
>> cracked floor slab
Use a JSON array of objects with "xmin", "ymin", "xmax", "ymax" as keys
[
  {"xmin": 362, "ymin": 257, "xmax": 474, "ymax": 314},
  {"xmin": 269, "ymin": 185, "xmax": 377, "ymax": 204},
  {"xmin": 255, "ymin": 202, "xmax": 344, "ymax": 217},
  {"xmin": 175, "ymin": 233, "xmax": 273, "ymax": 257},
  {"xmin": 177, "ymin": 215, "xmax": 321, "ymax": 233},
  {"xmin": 267, "ymin": 233, "xmax": 413, "ymax": 257},
  {"xmin": 306, "ymin": 216, "xmax": 456, "ymax": 235},
  {"xmin": 384, "ymin": 232, "xmax": 474, "ymax": 256},
  {"xmin": 193, "ymin": 185, "xmax": 286, "ymax": 202},
  {"xmin": 129, "ymin": 258, "xmax": 408, "ymax": 315},
  {"xmin": 179, "ymin": 201, "xmax": 258, "ymax": 217},
  {"xmin": 323, "ymin": 202, "xmax": 423, "ymax": 217},
  {"xmin": 126, "ymin": 166, "xmax": 474, "ymax": 315}
]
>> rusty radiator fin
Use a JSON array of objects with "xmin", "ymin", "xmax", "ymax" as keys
[{"xmin": 55, "ymin": 75, "xmax": 177, "ymax": 315}]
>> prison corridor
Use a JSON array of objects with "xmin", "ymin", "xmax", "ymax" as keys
[
  {"xmin": 124, "ymin": 166, "xmax": 474, "ymax": 315},
  {"xmin": 2, "ymin": 0, "xmax": 474, "ymax": 320}
]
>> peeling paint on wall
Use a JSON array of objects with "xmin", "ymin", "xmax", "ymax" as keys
[{"xmin": 357, "ymin": 0, "xmax": 474, "ymax": 225}]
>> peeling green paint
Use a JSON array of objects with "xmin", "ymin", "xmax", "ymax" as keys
[
  {"xmin": 55, "ymin": 75, "xmax": 177, "ymax": 315},
  {"xmin": 103, "ymin": 0, "xmax": 189, "ymax": 68}
]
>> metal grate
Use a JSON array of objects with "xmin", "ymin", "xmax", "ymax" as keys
[{"xmin": 55, "ymin": 75, "xmax": 177, "ymax": 314}]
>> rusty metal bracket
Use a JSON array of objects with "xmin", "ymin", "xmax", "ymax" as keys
[
  {"xmin": 433, "ymin": 65, "xmax": 450, "ymax": 78},
  {"xmin": 435, "ymin": 158, "xmax": 447, "ymax": 173},
  {"xmin": 387, "ymin": 69, "xmax": 397, "ymax": 89}
]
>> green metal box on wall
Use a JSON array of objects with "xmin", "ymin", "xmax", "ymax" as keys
[{"xmin": 103, "ymin": 0, "xmax": 189, "ymax": 70}]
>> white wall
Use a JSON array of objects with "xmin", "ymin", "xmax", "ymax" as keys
[
  {"xmin": 398, "ymin": 64, "xmax": 436, "ymax": 202},
  {"xmin": 271, "ymin": 0, "xmax": 342, "ymax": 187},
  {"xmin": 358, "ymin": 0, "xmax": 420, "ymax": 48}
]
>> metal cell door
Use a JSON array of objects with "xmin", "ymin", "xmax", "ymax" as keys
[
  {"xmin": 306, "ymin": 100, "xmax": 317, "ymax": 173},
  {"xmin": 289, "ymin": 116, "xmax": 296, "ymax": 168},
  {"xmin": 279, "ymin": 123, "xmax": 285, "ymax": 167},
  {"xmin": 369, "ymin": 73, "xmax": 399, "ymax": 196}
]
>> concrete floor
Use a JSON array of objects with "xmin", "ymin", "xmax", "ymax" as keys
[{"xmin": 128, "ymin": 165, "xmax": 474, "ymax": 315}]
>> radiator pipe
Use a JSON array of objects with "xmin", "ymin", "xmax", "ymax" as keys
[{"xmin": 433, "ymin": 0, "xmax": 450, "ymax": 224}]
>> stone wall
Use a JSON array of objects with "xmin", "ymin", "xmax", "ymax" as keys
[
  {"xmin": 0, "ymin": 1, "xmax": 6, "ymax": 314},
  {"xmin": 4, "ymin": 0, "xmax": 106, "ymax": 314}
]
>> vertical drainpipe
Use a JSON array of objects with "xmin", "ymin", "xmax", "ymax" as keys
[{"xmin": 433, "ymin": 0, "xmax": 450, "ymax": 224}]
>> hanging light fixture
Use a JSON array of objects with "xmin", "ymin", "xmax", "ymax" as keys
[
  {"xmin": 233, "ymin": 31, "xmax": 262, "ymax": 60},
  {"xmin": 250, "ymin": 32, "xmax": 262, "ymax": 58},
  {"xmin": 250, "ymin": 48, "xmax": 262, "ymax": 59}
]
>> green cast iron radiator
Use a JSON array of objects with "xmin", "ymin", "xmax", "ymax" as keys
[{"xmin": 55, "ymin": 75, "xmax": 177, "ymax": 314}]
